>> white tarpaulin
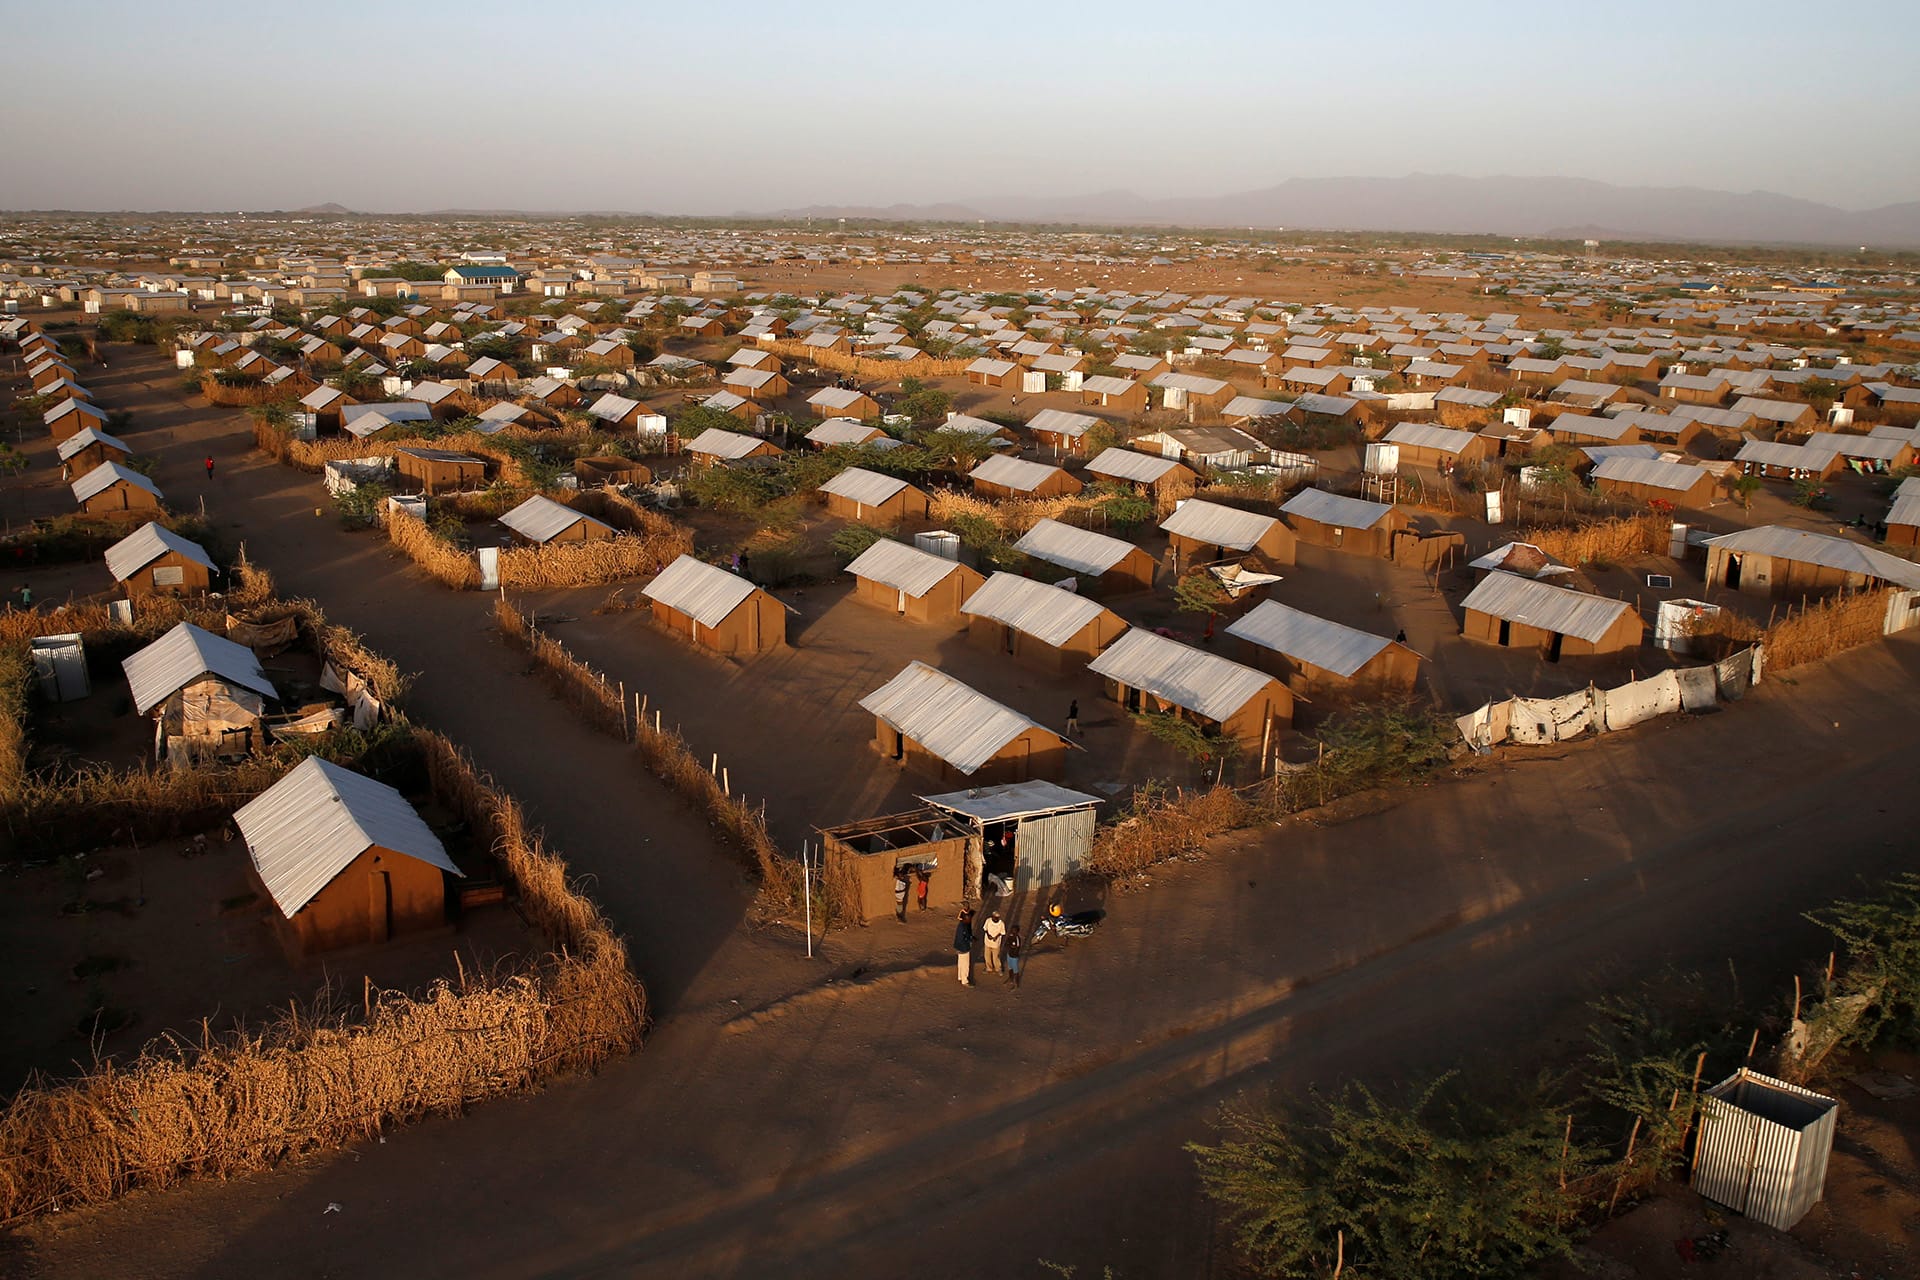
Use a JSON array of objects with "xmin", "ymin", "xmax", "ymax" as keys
[
  {"xmin": 1508, "ymin": 689, "xmax": 1594, "ymax": 744},
  {"xmin": 1676, "ymin": 665, "xmax": 1719, "ymax": 711},
  {"xmin": 1603, "ymin": 670, "xmax": 1683, "ymax": 732},
  {"xmin": 1457, "ymin": 646, "xmax": 1761, "ymax": 750}
]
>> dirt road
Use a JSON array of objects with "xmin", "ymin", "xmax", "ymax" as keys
[{"xmin": 12, "ymin": 345, "xmax": 1920, "ymax": 1277}]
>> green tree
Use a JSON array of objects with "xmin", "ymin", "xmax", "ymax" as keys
[
  {"xmin": 1190, "ymin": 1076, "xmax": 1590, "ymax": 1280},
  {"xmin": 1806, "ymin": 872, "xmax": 1920, "ymax": 1051},
  {"xmin": 828, "ymin": 523, "xmax": 886, "ymax": 561},
  {"xmin": 1731, "ymin": 474, "xmax": 1763, "ymax": 510},
  {"xmin": 384, "ymin": 260, "xmax": 447, "ymax": 281}
]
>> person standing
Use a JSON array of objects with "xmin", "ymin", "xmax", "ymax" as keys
[
  {"xmin": 981, "ymin": 910, "xmax": 1006, "ymax": 974},
  {"xmin": 204, "ymin": 455, "xmax": 216, "ymax": 480},
  {"xmin": 1004, "ymin": 927, "xmax": 1023, "ymax": 988},
  {"xmin": 915, "ymin": 868, "xmax": 930, "ymax": 911},
  {"xmin": 953, "ymin": 909, "xmax": 974, "ymax": 986},
  {"xmin": 894, "ymin": 870, "xmax": 910, "ymax": 922},
  {"xmin": 1066, "ymin": 699, "xmax": 1081, "ymax": 737}
]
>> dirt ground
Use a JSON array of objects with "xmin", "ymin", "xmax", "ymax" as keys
[
  {"xmin": 0, "ymin": 829, "xmax": 540, "ymax": 1093},
  {"xmin": 8, "ymin": 327, "xmax": 1920, "ymax": 1278}
]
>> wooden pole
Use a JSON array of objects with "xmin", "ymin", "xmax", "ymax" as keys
[
  {"xmin": 710, "ymin": 753, "xmax": 718, "ymax": 777},
  {"xmin": 723, "ymin": 767, "xmax": 730, "ymax": 797},
  {"xmin": 1746, "ymin": 1028, "xmax": 1760, "ymax": 1064}
]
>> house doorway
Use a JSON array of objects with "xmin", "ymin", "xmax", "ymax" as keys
[
  {"xmin": 1726, "ymin": 554, "xmax": 1743, "ymax": 590},
  {"xmin": 1497, "ymin": 619, "xmax": 1512, "ymax": 646},
  {"xmin": 1547, "ymin": 632, "xmax": 1564, "ymax": 663}
]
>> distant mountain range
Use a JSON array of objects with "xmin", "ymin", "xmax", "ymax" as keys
[
  {"xmin": 761, "ymin": 174, "xmax": 1920, "ymax": 247},
  {"xmin": 285, "ymin": 176, "xmax": 1920, "ymax": 247}
]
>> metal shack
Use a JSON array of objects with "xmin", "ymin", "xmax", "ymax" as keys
[
  {"xmin": 1691, "ymin": 1069, "xmax": 1838, "ymax": 1231},
  {"xmin": 820, "ymin": 781, "xmax": 1103, "ymax": 920},
  {"xmin": 923, "ymin": 781, "xmax": 1101, "ymax": 899}
]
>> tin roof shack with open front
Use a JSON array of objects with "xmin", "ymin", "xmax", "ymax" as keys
[
  {"xmin": 1279, "ymin": 489, "xmax": 1407, "ymax": 558},
  {"xmin": 923, "ymin": 781, "xmax": 1102, "ymax": 899},
  {"xmin": 860, "ymin": 661, "xmax": 1073, "ymax": 787},
  {"xmin": 1159, "ymin": 499, "xmax": 1296, "ymax": 573},
  {"xmin": 844, "ymin": 538, "xmax": 985, "ymax": 628},
  {"xmin": 643, "ymin": 554, "xmax": 786, "ymax": 656},
  {"xmin": 235, "ymin": 756, "xmax": 463, "ymax": 959},
  {"xmin": 104, "ymin": 521, "xmax": 217, "ymax": 597},
  {"xmin": 1225, "ymin": 600, "xmax": 1421, "ymax": 696},
  {"xmin": 1459, "ymin": 571, "xmax": 1644, "ymax": 660},
  {"xmin": 1691, "ymin": 1069, "xmax": 1838, "ymax": 1232},
  {"xmin": 123, "ymin": 621, "xmax": 279, "ymax": 763},
  {"xmin": 960, "ymin": 572, "xmax": 1128, "ymax": 674},
  {"xmin": 1703, "ymin": 525, "xmax": 1920, "ymax": 600},
  {"xmin": 1087, "ymin": 629, "xmax": 1292, "ymax": 754},
  {"xmin": 1013, "ymin": 518, "xmax": 1158, "ymax": 596},
  {"xmin": 820, "ymin": 466, "xmax": 930, "ymax": 525}
]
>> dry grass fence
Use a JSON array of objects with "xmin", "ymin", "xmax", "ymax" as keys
[
  {"xmin": 492, "ymin": 594, "xmax": 820, "ymax": 918},
  {"xmin": 386, "ymin": 506, "xmax": 482, "ymax": 589},
  {"xmin": 928, "ymin": 489, "xmax": 1104, "ymax": 537},
  {"xmin": 1698, "ymin": 586, "xmax": 1894, "ymax": 674},
  {"xmin": 198, "ymin": 378, "xmax": 295, "ymax": 409},
  {"xmin": 762, "ymin": 339, "xmax": 975, "ymax": 382},
  {"xmin": 0, "ymin": 726, "xmax": 644, "ymax": 1225},
  {"xmin": 1519, "ymin": 514, "xmax": 1668, "ymax": 567},
  {"xmin": 385, "ymin": 493, "xmax": 691, "ymax": 593}
]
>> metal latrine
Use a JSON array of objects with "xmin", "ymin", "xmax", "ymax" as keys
[{"xmin": 1691, "ymin": 1068, "xmax": 1839, "ymax": 1230}]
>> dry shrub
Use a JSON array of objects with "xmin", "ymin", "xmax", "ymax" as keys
[
  {"xmin": 928, "ymin": 489, "xmax": 1101, "ymax": 536},
  {"xmin": 198, "ymin": 377, "xmax": 294, "ymax": 408},
  {"xmin": 0, "ymin": 644, "xmax": 29, "ymax": 797},
  {"xmin": 1520, "ymin": 514, "xmax": 1667, "ymax": 567},
  {"xmin": 387, "ymin": 507, "xmax": 482, "ymax": 589},
  {"xmin": 1088, "ymin": 784, "xmax": 1256, "ymax": 880}
]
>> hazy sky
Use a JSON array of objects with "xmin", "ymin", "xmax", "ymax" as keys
[{"xmin": 3, "ymin": 0, "xmax": 1917, "ymax": 213}]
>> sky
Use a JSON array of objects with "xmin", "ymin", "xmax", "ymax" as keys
[{"xmin": 1, "ymin": 0, "xmax": 1917, "ymax": 214}]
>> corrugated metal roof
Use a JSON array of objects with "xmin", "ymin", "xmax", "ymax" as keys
[
  {"xmin": 1888, "ymin": 493, "xmax": 1920, "ymax": 529},
  {"xmin": 1704, "ymin": 525, "xmax": 1920, "ymax": 589},
  {"xmin": 122, "ymin": 621, "xmax": 277, "ymax": 714},
  {"xmin": 807, "ymin": 386, "xmax": 866, "ymax": 409},
  {"xmin": 1026, "ymin": 407, "xmax": 1099, "ymax": 437},
  {"xmin": 684, "ymin": 427, "xmax": 769, "ymax": 460},
  {"xmin": 1592, "ymin": 455, "xmax": 1712, "ymax": 491},
  {"xmin": 858, "ymin": 662, "xmax": 1061, "ymax": 775},
  {"xmin": 1086, "ymin": 629, "xmax": 1276, "ymax": 723},
  {"xmin": 1224, "ymin": 601, "xmax": 1398, "ymax": 678},
  {"xmin": 499, "ymin": 494, "xmax": 611, "ymax": 544},
  {"xmin": 919, "ymin": 780, "xmax": 1101, "ymax": 824},
  {"xmin": 819, "ymin": 466, "xmax": 909, "ymax": 507},
  {"xmin": 71, "ymin": 460, "xmax": 162, "ymax": 505},
  {"xmin": 1084, "ymin": 447, "xmax": 1186, "ymax": 485},
  {"xmin": 55, "ymin": 426, "xmax": 131, "ymax": 462},
  {"xmin": 960, "ymin": 572, "xmax": 1116, "ymax": 648},
  {"xmin": 1733, "ymin": 439, "xmax": 1839, "ymax": 467},
  {"xmin": 1459, "ymin": 571, "xmax": 1637, "ymax": 643},
  {"xmin": 1013, "ymin": 518, "xmax": 1143, "ymax": 576},
  {"xmin": 104, "ymin": 521, "xmax": 216, "ymax": 582},
  {"xmin": 1548, "ymin": 411, "xmax": 1634, "ymax": 441},
  {"xmin": 642, "ymin": 554, "xmax": 761, "ymax": 627},
  {"xmin": 844, "ymin": 538, "xmax": 968, "ymax": 596},
  {"xmin": 806, "ymin": 419, "xmax": 883, "ymax": 446},
  {"xmin": 588, "ymin": 392, "xmax": 641, "ymax": 422},
  {"xmin": 233, "ymin": 756, "xmax": 461, "ymax": 918},
  {"xmin": 1159, "ymin": 498, "xmax": 1281, "ymax": 550},
  {"xmin": 969, "ymin": 454, "xmax": 1069, "ymax": 492},
  {"xmin": 1384, "ymin": 422, "xmax": 1479, "ymax": 453},
  {"xmin": 1280, "ymin": 488, "xmax": 1395, "ymax": 530},
  {"xmin": 1222, "ymin": 395, "xmax": 1293, "ymax": 419}
]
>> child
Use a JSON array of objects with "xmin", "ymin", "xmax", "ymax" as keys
[{"xmin": 1004, "ymin": 927, "xmax": 1023, "ymax": 989}]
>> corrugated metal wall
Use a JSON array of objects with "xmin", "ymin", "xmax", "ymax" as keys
[
  {"xmin": 1691, "ymin": 1069, "xmax": 1837, "ymax": 1231},
  {"xmin": 1014, "ymin": 809, "xmax": 1096, "ymax": 896}
]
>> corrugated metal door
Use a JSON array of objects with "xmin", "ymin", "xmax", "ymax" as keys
[{"xmin": 1014, "ymin": 809, "xmax": 1095, "ymax": 896}]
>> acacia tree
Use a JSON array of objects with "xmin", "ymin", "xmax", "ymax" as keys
[{"xmin": 1189, "ymin": 1076, "xmax": 1591, "ymax": 1280}]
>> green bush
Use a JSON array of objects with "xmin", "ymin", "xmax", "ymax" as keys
[{"xmin": 1190, "ymin": 1076, "xmax": 1591, "ymax": 1280}]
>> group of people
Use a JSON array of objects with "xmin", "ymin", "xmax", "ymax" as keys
[
  {"xmin": 892, "ymin": 866, "xmax": 931, "ymax": 919},
  {"xmin": 952, "ymin": 907, "xmax": 1022, "ymax": 989}
]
